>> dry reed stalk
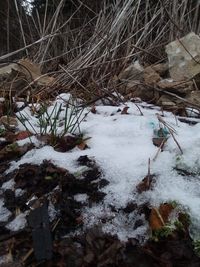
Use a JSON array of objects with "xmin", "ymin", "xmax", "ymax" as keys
[{"xmin": 1, "ymin": 0, "xmax": 200, "ymax": 101}]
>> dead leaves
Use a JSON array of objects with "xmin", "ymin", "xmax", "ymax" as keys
[
  {"xmin": 90, "ymin": 105, "xmax": 97, "ymax": 114},
  {"xmin": 15, "ymin": 131, "xmax": 32, "ymax": 141},
  {"xmin": 136, "ymin": 174, "xmax": 156, "ymax": 193},
  {"xmin": 0, "ymin": 59, "xmax": 55, "ymax": 99},
  {"xmin": 1, "ymin": 130, "xmax": 32, "ymax": 143},
  {"xmin": 121, "ymin": 106, "xmax": 129, "ymax": 114},
  {"xmin": 149, "ymin": 203, "xmax": 174, "ymax": 231},
  {"xmin": 136, "ymin": 159, "xmax": 156, "ymax": 193},
  {"xmin": 18, "ymin": 59, "xmax": 54, "ymax": 86},
  {"xmin": 77, "ymin": 140, "xmax": 88, "ymax": 150},
  {"xmin": 0, "ymin": 142, "xmax": 34, "ymax": 162},
  {"xmin": 0, "ymin": 116, "xmax": 18, "ymax": 130},
  {"xmin": 54, "ymin": 135, "xmax": 89, "ymax": 152}
]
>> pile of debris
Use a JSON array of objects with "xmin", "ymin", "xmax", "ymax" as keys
[
  {"xmin": 117, "ymin": 32, "xmax": 200, "ymax": 116},
  {"xmin": 1, "ymin": 33, "xmax": 200, "ymax": 117},
  {"xmin": 0, "ymin": 58, "xmax": 54, "ymax": 100},
  {"xmin": 1, "ymin": 33, "xmax": 200, "ymax": 266}
]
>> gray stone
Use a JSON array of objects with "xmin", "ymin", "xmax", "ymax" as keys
[
  {"xmin": 166, "ymin": 32, "xmax": 200, "ymax": 81},
  {"xmin": 118, "ymin": 61, "xmax": 144, "ymax": 81}
]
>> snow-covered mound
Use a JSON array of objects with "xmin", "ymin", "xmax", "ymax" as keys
[{"xmin": 4, "ymin": 95, "xmax": 200, "ymax": 240}]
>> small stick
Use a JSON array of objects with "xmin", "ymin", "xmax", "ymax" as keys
[
  {"xmin": 134, "ymin": 103, "xmax": 143, "ymax": 116},
  {"xmin": 153, "ymin": 138, "xmax": 167, "ymax": 161},
  {"xmin": 154, "ymin": 208, "xmax": 165, "ymax": 226},
  {"xmin": 156, "ymin": 114, "xmax": 183, "ymax": 154},
  {"xmin": 147, "ymin": 158, "xmax": 151, "ymax": 187},
  {"xmin": 21, "ymin": 248, "xmax": 34, "ymax": 264},
  {"xmin": 169, "ymin": 130, "xmax": 183, "ymax": 155}
]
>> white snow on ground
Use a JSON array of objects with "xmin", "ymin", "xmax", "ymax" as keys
[
  {"xmin": 2, "ymin": 95, "xmax": 200, "ymax": 240},
  {"xmin": 1, "ymin": 179, "xmax": 15, "ymax": 191},
  {"xmin": 15, "ymin": 188, "xmax": 25, "ymax": 197},
  {"xmin": 17, "ymin": 135, "xmax": 42, "ymax": 147},
  {"xmin": 74, "ymin": 193, "xmax": 88, "ymax": 203},
  {"xmin": 0, "ymin": 199, "xmax": 12, "ymax": 222},
  {"xmin": 6, "ymin": 212, "xmax": 28, "ymax": 232}
]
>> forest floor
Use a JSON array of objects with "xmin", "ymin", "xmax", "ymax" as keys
[{"xmin": 0, "ymin": 93, "xmax": 200, "ymax": 266}]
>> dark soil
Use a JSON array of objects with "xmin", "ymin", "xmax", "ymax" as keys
[{"xmin": 0, "ymin": 156, "xmax": 200, "ymax": 267}]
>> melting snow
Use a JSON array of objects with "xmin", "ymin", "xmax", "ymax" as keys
[
  {"xmin": 2, "ymin": 95, "xmax": 200, "ymax": 240},
  {"xmin": 0, "ymin": 199, "xmax": 12, "ymax": 222},
  {"xmin": 1, "ymin": 179, "xmax": 15, "ymax": 191},
  {"xmin": 6, "ymin": 212, "xmax": 27, "ymax": 232},
  {"xmin": 74, "ymin": 193, "xmax": 88, "ymax": 203},
  {"xmin": 15, "ymin": 188, "xmax": 25, "ymax": 197}
]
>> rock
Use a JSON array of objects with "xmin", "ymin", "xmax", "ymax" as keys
[
  {"xmin": 166, "ymin": 32, "xmax": 200, "ymax": 81},
  {"xmin": 124, "ymin": 84, "xmax": 155, "ymax": 102},
  {"xmin": 186, "ymin": 90, "xmax": 200, "ymax": 105},
  {"xmin": 118, "ymin": 60, "xmax": 144, "ymax": 81},
  {"xmin": 0, "ymin": 116, "xmax": 18, "ymax": 129},
  {"xmin": 0, "ymin": 59, "xmax": 54, "ymax": 97},
  {"xmin": 157, "ymin": 79, "xmax": 193, "ymax": 95},
  {"xmin": 18, "ymin": 59, "xmax": 54, "ymax": 85},
  {"xmin": 118, "ymin": 62, "xmax": 161, "ymax": 100},
  {"xmin": 151, "ymin": 63, "xmax": 169, "ymax": 76},
  {"xmin": 157, "ymin": 95, "xmax": 176, "ymax": 107},
  {"xmin": 0, "ymin": 63, "xmax": 18, "ymax": 76},
  {"xmin": 143, "ymin": 66, "xmax": 161, "ymax": 85}
]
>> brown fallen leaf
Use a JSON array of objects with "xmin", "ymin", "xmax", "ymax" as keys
[
  {"xmin": 91, "ymin": 105, "xmax": 97, "ymax": 114},
  {"xmin": 149, "ymin": 203, "xmax": 174, "ymax": 231},
  {"xmin": 152, "ymin": 137, "xmax": 167, "ymax": 148},
  {"xmin": 16, "ymin": 131, "xmax": 32, "ymax": 141},
  {"xmin": 54, "ymin": 135, "xmax": 79, "ymax": 152},
  {"xmin": 0, "ymin": 142, "xmax": 34, "ymax": 162},
  {"xmin": 0, "ymin": 116, "xmax": 18, "ymax": 129},
  {"xmin": 149, "ymin": 208, "xmax": 165, "ymax": 231},
  {"xmin": 77, "ymin": 141, "xmax": 88, "ymax": 150},
  {"xmin": 121, "ymin": 106, "xmax": 129, "ymax": 114},
  {"xmin": 136, "ymin": 174, "xmax": 155, "ymax": 193},
  {"xmin": 18, "ymin": 58, "xmax": 54, "ymax": 86},
  {"xmin": 4, "ymin": 132, "xmax": 16, "ymax": 142},
  {"xmin": 159, "ymin": 203, "xmax": 174, "ymax": 223},
  {"xmin": 136, "ymin": 158, "xmax": 156, "ymax": 193}
]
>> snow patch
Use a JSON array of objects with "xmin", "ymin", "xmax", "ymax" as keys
[
  {"xmin": 74, "ymin": 194, "xmax": 88, "ymax": 203},
  {"xmin": 5, "ymin": 98, "xmax": 200, "ymax": 240},
  {"xmin": 2, "ymin": 179, "xmax": 15, "ymax": 191},
  {"xmin": 6, "ymin": 212, "xmax": 28, "ymax": 232},
  {"xmin": 0, "ymin": 199, "xmax": 12, "ymax": 222}
]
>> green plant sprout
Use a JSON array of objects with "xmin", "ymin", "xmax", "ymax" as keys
[{"xmin": 16, "ymin": 96, "xmax": 88, "ymax": 146}]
